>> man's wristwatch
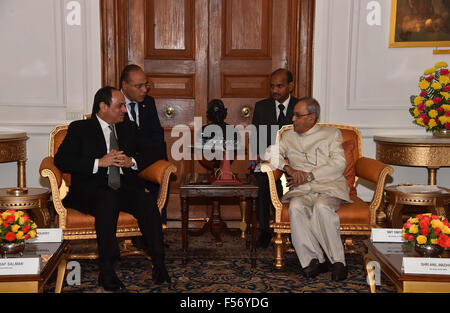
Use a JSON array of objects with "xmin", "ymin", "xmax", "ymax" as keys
[{"xmin": 305, "ymin": 172, "xmax": 314, "ymax": 182}]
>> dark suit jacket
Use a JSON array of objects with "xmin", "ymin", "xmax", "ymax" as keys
[
  {"xmin": 130, "ymin": 95, "xmax": 167, "ymax": 160},
  {"xmin": 251, "ymin": 96, "xmax": 299, "ymax": 156},
  {"xmin": 54, "ymin": 117, "xmax": 164, "ymax": 214}
]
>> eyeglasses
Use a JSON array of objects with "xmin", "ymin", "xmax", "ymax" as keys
[
  {"xmin": 293, "ymin": 113, "xmax": 314, "ymax": 118},
  {"xmin": 133, "ymin": 83, "xmax": 151, "ymax": 89}
]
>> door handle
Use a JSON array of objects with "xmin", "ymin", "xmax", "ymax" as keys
[
  {"xmin": 241, "ymin": 107, "xmax": 251, "ymax": 118},
  {"xmin": 165, "ymin": 107, "xmax": 175, "ymax": 118}
]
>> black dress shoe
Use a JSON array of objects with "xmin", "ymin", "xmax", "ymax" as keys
[
  {"xmin": 302, "ymin": 259, "xmax": 329, "ymax": 279},
  {"xmin": 152, "ymin": 264, "xmax": 171, "ymax": 285},
  {"xmin": 256, "ymin": 232, "xmax": 272, "ymax": 249},
  {"xmin": 331, "ymin": 262, "xmax": 348, "ymax": 281},
  {"xmin": 98, "ymin": 271, "xmax": 127, "ymax": 292}
]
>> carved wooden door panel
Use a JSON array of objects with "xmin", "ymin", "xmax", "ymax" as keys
[{"xmin": 109, "ymin": 0, "xmax": 312, "ymax": 223}]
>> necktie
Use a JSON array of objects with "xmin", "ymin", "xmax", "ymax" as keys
[
  {"xmin": 108, "ymin": 125, "xmax": 120, "ymax": 190},
  {"xmin": 277, "ymin": 103, "xmax": 286, "ymax": 127},
  {"xmin": 129, "ymin": 102, "xmax": 137, "ymax": 123}
]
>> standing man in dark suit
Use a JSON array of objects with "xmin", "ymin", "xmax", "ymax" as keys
[
  {"xmin": 54, "ymin": 86, "xmax": 170, "ymax": 292},
  {"xmin": 251, "ymin": 68, "xmax": 299, "ymax": 249},
  {"xmin": 119, "ymin": 64, "xmax": 169, "ymax": 225}
]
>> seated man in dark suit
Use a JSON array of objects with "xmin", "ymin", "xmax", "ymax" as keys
[
  {"xmin": 251, "ymin": 68, "xmax": 299, "ymax": 249},
  {"xmin": 54, "ymin": 86, "xmax": 170, "ymax": 292}
]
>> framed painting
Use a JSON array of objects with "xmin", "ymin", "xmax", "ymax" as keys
[{"xmin": 389, "ymin": 0, "xmax": 450, "ymax": 47}]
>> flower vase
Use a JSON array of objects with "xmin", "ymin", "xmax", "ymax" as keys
[
  {"xmin": 414, "ymin": 243, "xmax": 444, "ymax": 257},
  {"xmin": 432, "ymin": 129, "xmax": 450, "ymax": 138},
  {"xmin": 0, "ymin": 241, "xmax": 25, "ymax": 255}
]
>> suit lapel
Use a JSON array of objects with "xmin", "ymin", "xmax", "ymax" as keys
[
  {"xmin": 89, "ymin": 117, "xmax": 108, "ymax": 155},
  {"xmin": 286, "ymin": 96, "xmax": 298, "ymax": 121},
  {"xmin": 268, "ymin": 99, "xmax": 277, "ymax": 124}
]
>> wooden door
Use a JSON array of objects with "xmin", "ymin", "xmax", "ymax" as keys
[{"xmin": 100, "ymin": 0, "xmax": 315, "ymax": 225}]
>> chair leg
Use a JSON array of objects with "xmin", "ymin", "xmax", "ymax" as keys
[{"xmin": 273, "ymin": 232, "xmax": 285, "ymax": 269}]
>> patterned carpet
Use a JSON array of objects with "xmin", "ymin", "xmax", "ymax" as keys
[{"xmin": 44, "ymin": 229, "xmax": 396, "ymax": 294}]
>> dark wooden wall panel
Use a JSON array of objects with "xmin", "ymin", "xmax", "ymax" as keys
[{"xmin": 148, "ymin": 74, "xmax": 195, "ymax": 98}]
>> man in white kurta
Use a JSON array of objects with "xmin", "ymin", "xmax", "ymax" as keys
[{"xmin": 267, "ymin": 97, "xmax": 350, "ymax": 281}]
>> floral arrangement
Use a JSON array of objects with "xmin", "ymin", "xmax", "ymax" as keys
[
  {"xmin": 409, "ymin": 61, "xmax": 450, "ymax": 132},
  {"xmin": 0, "ymin": 210, "xmax": 37, "ymax": 243},
  {"xmin": 402, "ymin": 213, "xmax": 450, "ymax": 248}
]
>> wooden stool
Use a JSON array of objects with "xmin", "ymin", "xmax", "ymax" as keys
[{"xmin": 385, "ymin": 184, "xmax": 450, "ymax": 228}]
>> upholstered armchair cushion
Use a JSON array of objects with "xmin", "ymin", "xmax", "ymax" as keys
[{"xmin": 65, "ymin": 208, "xmax": 138, "ymax": 230}]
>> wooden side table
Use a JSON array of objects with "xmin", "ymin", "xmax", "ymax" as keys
[
  {"xmin": 0, "ymin": 240, "xmax": 70, "ymax": 293},
  {"xmin": 180, "ymin": 173, "xmax": 259, "ymax": 267},
  {"xmin": 0, "ymin": 130, "xmax": 28, "ymax": 188},
  {"xmin": 0, "ymin": 188, "xmax": 51, "ymax": 228},
  {"xmin": 385, "ymin": 185, "xmax": 450, "ymax": 228}
]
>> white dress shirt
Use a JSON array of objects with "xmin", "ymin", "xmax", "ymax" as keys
[
  {"xmin": 275, "ymin": 94, "xmax": 291, "ymax": 120},
  {"xmin": 93, "ymin": 114, "xmax": 138, "ymax": 174},
  {"xmin": 122, "ymin": 91, "xmax": 140, "ymax": 126}
]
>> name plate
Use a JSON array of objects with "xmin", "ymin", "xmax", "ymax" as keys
[
  {"xmin": 28, "ymin": 228, "xmax": 62, "ymax": 243},
  {"xmin": 0, "ymin": 258, "xmax": 40, "ymax": 275},
  {"xmin": 372, "ymin": 243, "xmax": 405, "ymax": 255},
  {"xmin": 371, "ymin": 228, "xmax": 405, "ymax": 243},
  {"xmin": 403, "ymin": 257, "xmax": 450, "ymax": 275}
]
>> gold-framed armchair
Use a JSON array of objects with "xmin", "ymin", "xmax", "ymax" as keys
[
  {"xmin": 261, "ymin": 123, "xmax": 394, "ymax": 269},
  {"xmin": 39, "ymin": 124, "xmax": 176, "ymax": 258}
]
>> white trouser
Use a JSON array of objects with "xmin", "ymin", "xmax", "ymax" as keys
[{"xmin": 288, "ymin": 193, "xmax": 345, "ymax": 268}]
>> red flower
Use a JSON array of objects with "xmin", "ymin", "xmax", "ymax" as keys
[
  {"xmin": 445, "ymin": 111, "xmax": 450, "ymax": 117},
  {"xmin": 435, "ymin": 228, "xmax": 441, "ymax": 236},
  {"xmin": 418, "ymin": 103, "xmax": 425, "ymax": 112},
  {"xmin": 422, "ymin": 117, "xmax": 429, "ymax": 124},
  {"xmin": 437, "ymin": 234, "xmax": 450, "ymax": 248},
  {"xmin": 404, "ymin": 233, "xmax": 414, "ymax": 241},
  {"xmin": 446, "ymin": 123, "xmax": 450, "ymax": 130},
  {"xmin": 22, "ymin": 225, "xmax": 30, "ymax": 233},
  {"xmin": 441, "ymin": 69, "xmax": 450, "ymax": 75},
  {"xmin": 6, "ymin": 215, "xmax": 15, "ymax": 224},
  {"xmin": 437, "ymin": 106, "xmax": 444, "ymax": 112},
  {"xmin": 420, "ymin": 91, "xmax": 428, "ymax": 97},
  {"xmin": 433, "ymin": 97, "xmax": 442, "ymax": 104},
  {"xmin": 2, "ymin": 221, "xmax": 9, "ymax": 229},
  {"xmin": 444, "ymin": 220, "xmax": 450, "ymax": 227},
  {"xmin": 431, "ymin": 215, "xmax": 441, "ymax": 220},
  {"xmin": 404, "ymin": 222, "xmax": 412, "ymax": 229},
  {"xmin": 24, "ymin": 234, "xmax": 30, "ymax": 240},
  {"xmin": 419, "ymin": 218, "xmax": 430, "ymax": 229},
  {"xmin": 421, "ymin": 227, "xmax": 430, "ymax": 236},
  {"xmin": 5, "ymin": 232, "xmax": 16, "ymax": 242},
  {"xmin": 425, "ymin": 75, "xmax": 435, "ymax": 82},
  {"xmin": 443, "ymin": 86, "xmax": 450, "ymax": 91},
  {"xmin": 23, "ymin": 215, "xmax": 30, "ymax": 222}
]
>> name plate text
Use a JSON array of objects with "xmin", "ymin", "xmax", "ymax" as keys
[
  {"xmin": 403, "ymin": 257, "xmax": 450, "ymax": 275},
  {"xmin": 28, "ymin": 228, "xmax": 62, "ymax": 243},
  {"xmin": 0, "ymin": 258, "xmax": 40, "ymax": 275},
  {"xmin": 371, "ymin": 228, "xmax": 405, "ymax": 243}
]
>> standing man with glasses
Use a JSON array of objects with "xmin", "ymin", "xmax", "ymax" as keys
[
  {"xmin": 250, "ymin": 68, "xmax": 299, "ymax": 249},
  {"xmin": 120, "ymin": 65, "xmax": 169, "ymax": 229}
]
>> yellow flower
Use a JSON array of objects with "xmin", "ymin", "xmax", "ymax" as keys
[
  {"xmin": 409, "ymin": 218, "xmax": 419, "ymax": 224},
  {"xmin": 440, "ymin": 91, "xmax": 450, "ymax": 100},
  {"xmin": 435, "ymin": 61, "xmax": 448, "ymax": 68},
  {"xmin": 439, "ymin": 75, "xmax": 450, "ymax": 85},
  {"xmin": 1, "ymin": 212, "xmax": 9, "ymax": 220},
  {"xmin": 11, "ymin": 224, "xmax": 20, "ymax": 233},
  {"xmin": 416, "ymin": 118, "xmax": 424, "ymax": 126},
  {"xmin": 31, "ymin": 223, "xmax": 37, "ymax": 229},
  {"xmin": 425, "ymin": 100, "xmax": 434, "ymax": 107},
  {"xmin": 416, "ymin": 235, "xmax": 427, "ymax": 244},
  {"xmin": 424, "ymin": 67, "xmax": 436, "ymax": 75},
  {"xmin": 29, "ymin": 230, "xmax": 37, "ymax": 239},
  {"xmin": 439, "ymin": 116, "xmax": 448, "ymax": 124},
  {"xmin": 413, "ymin": 108, "xmax": 420, "ymax": 117},
  {"xmin": 409, "ymin": 224, "xmax": 419, "ymax": 234},
  {"xmin": 431, "ymin": 219, "xmax": 444, "ymax": 229},
  {"xmin": 428, "ymin": 110, "xmax": 438, "ymax": 118},
  {"xmin": 442, "ymin": 104, "xmax": 450, "ymax": 111},
  {"xmin": 419, "ymin": 80, "xmax": 430, "ymax": 90},
  {"xmin": 18, "ymin": 217, "xmax": 25, "ymax": 225},
  {"xmin": 431, "ymin": 82, "xmax": 442, "ymax": 90},
  {"xmin": 428, "ymin": 119, "xmax": 437, "ymax": 128},
  {"xmin": 443, "ymin": 226, "xmax": 450, "ymax": 235},
  {"xmin": 16, "ymin": 231, "xmax": 24, "ymax": 240},
  {"xmin": 431, "ymin": 239, "xmax": 437, "ymax": 244},
  {"xmin": 414, "ymin": 96, "xmax": 423, "ymax": 106}
]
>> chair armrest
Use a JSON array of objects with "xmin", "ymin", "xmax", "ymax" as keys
[
  {"xmin": 261, "ymin": 163, "xmax": 284, "ymax": 223},
  {"xmin": 39, "ymin": 157, "xmax": 68, "ymax": 228},
  {"xmin": 138, "ymin": 160, "xmax": 177, "ymax": 212},
  {"xmin": 355, "ymin": 157, "xmax": 394, "ymax": 225}
]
